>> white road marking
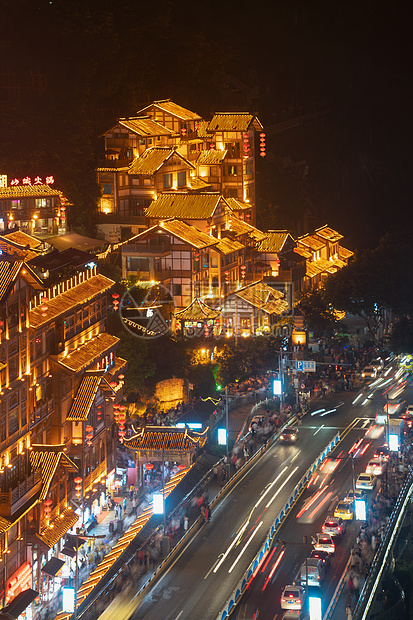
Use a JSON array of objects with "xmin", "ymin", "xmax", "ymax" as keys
[{"xmin": 313, "ymin": 425, "xmax": 324, "ymax": 435}]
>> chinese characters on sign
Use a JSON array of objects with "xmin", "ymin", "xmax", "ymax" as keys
[
  {"xmin": 8, "ymin": 175, "xmax": 55, "ymax": 186},
  {"xmin": 296, "ymin": 360, "xmax": 316, "ymax": 372},
  {"xmin": 0, "ymin": 175, "xmax": 7, "ymax": 188}
]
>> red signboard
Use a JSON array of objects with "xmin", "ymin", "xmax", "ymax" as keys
[{"xmin": 5, "ymin": 560, "xmax": 31, "ymax": 605}]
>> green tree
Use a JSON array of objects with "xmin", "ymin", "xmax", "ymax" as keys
[{"xmin": 297, "ymin": 288, "xmax": 337, "ymax": 338}]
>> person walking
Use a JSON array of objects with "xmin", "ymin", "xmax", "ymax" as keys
[
  {"xmin": 123, "ymin": 497, "xmax": 127, "ymax": 513},
  {"xmin": 346, "ymin": 604, "xmax": 353, "ymax": 619}
]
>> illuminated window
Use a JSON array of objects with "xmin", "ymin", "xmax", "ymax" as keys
[
  {"xmin": 35, "ymin": 198, "xmax": 50, "ymax": 208},
  {"xmin": 246, "ymin": 162, "xmax": 252, "ymax": 175},
  {"xmin": 227, "ymin": 165, "xmax": 237, "ymax": 176},
  {"xmin": 11, "ymin": 200, "xmax": 21, "ymax": 209}
]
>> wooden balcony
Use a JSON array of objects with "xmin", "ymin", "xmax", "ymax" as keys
[
  {"xmin": 30, "ymin": 398, "xmax": 54, "ymax": 428},
  {"xmin": 0, "ymin": 468, "xmax": 42, "ymax": 517},
  {"xmin": 84, "ymin": 459, "xmax": 107, "ymax": 493}
]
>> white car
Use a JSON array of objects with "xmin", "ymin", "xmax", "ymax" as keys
[
  {"xmin": 371, "ymin": 358, "xmax": 384, "ymax": 371},
  {"xmin": 312, "ymin": 532, "xmax": 335, "ymax": 554},
  {"xmin": 280, "ymin": 585, "xmax": 306, "ymax": 611},
  {"xmin": 366, "ymin": 458, "xmax": 386, "ymax": 476},
  {"xmin": 322, "ymin": 515, "xmax": 347, "ymax": 536},
  {"xmin": 362, "ymin": 366, "xmax": 377, "ymax": 379},
  {"xmin": 356, "ymin": 472, "xmax": 376, "ymax": 491}
]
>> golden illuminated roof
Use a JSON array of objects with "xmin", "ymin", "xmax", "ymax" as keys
[
  {"xmin": 315, "ymin": 225, "xmax": 343, "ymax": 243},
  {"xmin": 235, "ymin": 281, "xmax": 289, "ymax": 315},
  {"xmin": 214, "ymin": 237, "xmax": 244, "ymax": 255},
  {"xmin": 145, "ymin": 193, "xmax": 222, "ymax": 220},
  {"xmin": 197, "ymin": 120, "xmax": 210, "ymax": 138},
  {"xmin": 207, "ymin": 113, "xmax": 263, "ymax": 132},
  {"xmin": 0, "ymin": 240, "xmax": 38, "ymax": 260},
  {"xmin": 124, "ymin": 426, "xmax": 208, "ymax": 451},
  {"xmin": 2, "ymin": 230, "xmax": 44, "ymax": 249},
  {"xmin": 297, "ymin": 234, "xmax": 325, "ymax": 252},
  {"xmin": 225, "ymin": 198, "xmax": 252, "ymax": 212},
  {"xmin": 30, "ymin": 449, "xmax": 78, "ymax": 500},
  {"xmin": 175, "ymin": 298, "xmax": 219, "ymax": 321},
  {"xmin": 330, "ymin": 256, "xmax": 347, "ymax": 269},
  {"xmin": 138, "ymin": 99, "xmax": 202, "ymax": 121},
  {"xmin": 36, "ymin": 508, "xmax": 79, "ymax": 549},
  {"xmin": 305, "ymin": 261, "xmax": 325, "ymax": 278},
  {"xmin": 257, "ymin": 231, "xmax": 291, "ymax": 253},
  {"xmin": 119, "ymin": 117, "xmax": 174, "ymax": 137},
  {"xmin": 294, "ymin": 246, "xmax": 312, "ymax": 259},
  {"xmin": 29, "ymin": 273, "xmax": 114, "ymax": 329},
  {"xmin": 338, "ymin": 246, "xmax": 354, "ymax": 260},
  {"xmin": 0, "ymin": 183, "xmax": 62, "ymax": 198},
  {"xmin": 54, "ymin": 333, "xmax": 120, "ymax": 373},
  {"xmin": 227, "ymin": 217, "xmax": 267, "ymax": 242},
  {"xmin": 0, "ymin": 259, "xmax": 43, "ymax": 302},
  {"xmin": 128, "ymin": 147, "xmax": 194, "ymax": 175},
  {"xmin": 188, "ymin": 176, "xmax": 211, "ymax": 190},
  {"xmin": 105, "ymin": 357, "xmax": 127, "ymax": 376},
  {"xmin": 0, "ymin": 516, "xmax": 11, "ymax": 534},
  {"xmin": 160, "ymin": 220, "xmax": 217, "ymax": 249},
  {"xmin": 196, "ymin": 149, "xmax": 227, "ymax": 165},
  {"xmin": 67, "ymin": 373, "xmax": 103, "ymax": 421}
]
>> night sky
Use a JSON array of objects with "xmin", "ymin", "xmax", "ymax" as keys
[{"xmin": 1, "ymin": 0, "xmax": 412, "ymax": 248}]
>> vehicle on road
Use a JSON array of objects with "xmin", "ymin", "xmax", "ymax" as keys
[
  {"xmin": 312, "ymin": 532, "xmax": 335, "ymax": 554},
  {"xmin": 371, "ymin": 358, "xmax": 384, "ymax": 371},
  {"xmin": 366, "ymin": 458, "xmax": 386, "ymax": 476},
  {"xmin": 300, "ymin": 557, "xmax": 325, "ymax": 586},
  {"xmin": 281, "ymin": 585, "xmax": 306, "ymax": 611},
  {"xmin": 373, "ymin": 445, "xmax": 390, "ymax": 460},
  {"xmin": 405, "ymin": 405, "xmax": 413, "ymax": 415},
  {"xmin": 356, "ymin": 472, "xmax": 376, "ymax": 491},
  {"xmin": 383, "ymin": 398, "xmax": 405, "ymax": 416},
  {"xmin": 322, "ymin": 516, "xmax": 346, "ymax": 537},
  {"xmin": 344, "ymin": 489, "xmax": 366, "ymax": 502},
  {"xmin": 309, "ymin": 549, "xmax": 331, "ymax": 569},
  {"xmin": 280, "ymin": 427, "xmax": 299, "ymax": 443},
  {"xmin": 362, "ymin": 366, "xmax": 377, "ymax": 379},
  {"xmin": 334, "ymin": 501, "xmax": 354, "ymax": 521}
]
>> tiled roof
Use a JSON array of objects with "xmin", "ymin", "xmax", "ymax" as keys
[
  {"xmin": 0, "ymin": 240, "xmax": 38, "ymax": 260},
  {"xmin": 175, "ymin": 298, "xmax": 219, "ymax": 321},
  {"xmin": 315, "ymin": 225, "xmax": 343, "ymax": 243},
  {"xmin": 338, "ymin": 246, "xmax": 354, "ymax": 260},
  {"xmin": 225, "ymin": 198, "xmax": 252, "ymax": 211},
  {"xmin": 214, "ymin": 237, "xmax": 244, "ymax": 255},
  {"xmin": 196, "ymin": 149, "xmax": 227, "ymax": 165},
  {"xmin": 145, "ymin": 193, "xmax": 222, "ymax": 220},
  {"xmin": 0, "ymin": 516, "xmax": 11, "ymax": 534},
  {"xmin": 312, "ymin": 258, "xmax": 338, "ymax": 274},
  {"xmin": 36, "ymin": 507, "xmax": 79, "ymax": 549},
  {"xmin": 227, "ymin": 217, "xmax": 267, "ymax": 242},
  {"xmin": 148, "ymin": 99, "xmax": 202, "ymax": 121},
  {"xmin": 235, "ymin": 281, "xmax": 289, "ymax": 315},
  {"xmin": 67, "ymin": 374, "xmax": 103, "ymax": 421},
  {"xmin": 197, "ymin": 120, "xmax": 210, "ymax": 138},
  {"xmin": 0, "ymin": 260, "xmax": 43, "ymax": 302},
  {"xmin": 1, "ymin": 230, "xmax": 43, "ymax": 249},
  {"xmin": 297, "ymin": 234, "xmax": 325, "ymax": 251},
  {"xmin": 0, "ymin": 184, "xmax": 62, "ymax": 198},
  {"xmin": 54, "ymin": 333, "xmax": 120, "ymax": 373},
  {"xmin": 330, "ymin": 256, "xmax": 347, "ymax": 269},
  {"xmin": 119, "ymin": 117, "xmax": 174, "ymax": 137},
  {"xmin": 30, "ymin": 450, "xmax": 78, "ymax": 500},
  {"xmin": 128, "ymin": 147, "xmax": 194, "ymax": 175},
  {"xmin": 306, "ymin": 261, "xmax": 325, "ymax": 278},
  {"xmin": 256, "ymin": 231, "xmax": 291, "ymax": 253},
  {"xmin": 160, "ymin": 220, "xmax": 217, "ymax": 249},
  {"xmin": 29, "ymin": 274, "xmax": 114, "ymax": 329},
  {"xmin": 124, "ymin": 426, "xmax": 208, "ymax": 451},
  {"xmin": 187, "ymin": 176, "xmax": 211, "ymax": 190},
  {"xmin": 207, "ymin": 113, "xmax": 263, "ymax": 132},
  {"xmin": 294, "ymin": 246, "xmax": 312, "ymax": 259},
  {"xmin": 105, "ymin": 357, "xmax": 127, "ymax": 377}
]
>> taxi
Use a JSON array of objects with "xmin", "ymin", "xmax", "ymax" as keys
[
  {"xmin": 312, "ymin": 532, "xmax": 335, "ymax": 554},
  {"xmin": 334, "ymin": 500, "xmax": 354, "ymax": 520}
]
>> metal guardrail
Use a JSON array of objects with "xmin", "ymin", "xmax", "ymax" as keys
[{"xmin": 215, "ymin": 431, "xmax": 341, "ymax": 619}]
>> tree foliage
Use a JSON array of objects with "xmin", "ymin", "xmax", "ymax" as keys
[{"xmin": 296, "ymin": 288, "xmax": 337, "ymax": 338}]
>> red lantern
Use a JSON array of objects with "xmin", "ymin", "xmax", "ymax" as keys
[
  {"xmin": 145, "ymin": 463, "xmax": 154, "ymax": 470},
  {"xmin": 44, "ymin": 499, "xmax": 53, "ymax": 506},
  {"xmin": 260, "ymin": 132, "xmax": 266, "ymax": 138},
  {"xmin": 112, "ymin": 293, "xmax": 119, "ymax": 299},
  {"xmin": 118, "ymin": 430, "xmax": 126, "ymax": 438},
  {"xmin": 87, "ymin": 440, "xmax": 92, "ymax": 447},
  {"xmin": 74, "ymin": 477, "xmax": 82, "ymax": 484},
  {"xmin": 86, "ymin": 433, "xmax": 93, "ymax": 440},
  {"xmin": 118, "ymin": 374, "xmax": 124, "ymax": 380},
  {"xmin": 260, "ymin": 152, "xmax": 266, "ymax": 157},
  {"xmin": 75, "ymin": 485, "xmax": 82, "ymax": 492},
  {"xmin": 178, "ymin": 464, "xmax": 187, "ymax": 470},
  {"xmin": 85, "ymin": 425, "xmax": 93, "ymax": 433}
]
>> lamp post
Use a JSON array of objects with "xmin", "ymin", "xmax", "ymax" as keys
[{"xmin": 276, "ymin": 537, "xmax": 310, "ymax": 595}]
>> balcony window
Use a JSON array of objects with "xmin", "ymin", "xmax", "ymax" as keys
[
  {"xmin": 177, "ymin": 170, "xmax": 186, "ymax": 187},
  {"xmin": 35, "ymin": 198, "xmax": 50, "ymax": 208},
  {"xmin": 163, "ymin": 173, "xmax": 173, "ymax": 189},
  {"xmin": 8, "ymin": 408, "xmax": 19, "ymax": 436}
]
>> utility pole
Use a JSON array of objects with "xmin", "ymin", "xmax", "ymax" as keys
[{"xmin": 225, "ymin": 386, "xmax": 230, "ymax": 478}]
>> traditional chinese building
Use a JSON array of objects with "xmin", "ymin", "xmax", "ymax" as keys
[{"xmin": 0, "ymin": 176, "xmax": 67, "ymax": 237}]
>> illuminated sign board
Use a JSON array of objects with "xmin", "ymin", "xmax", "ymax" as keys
[
  {"xmin": 309, "ymin": 596, "xmax": 322, "ymax": 620},
  {"xmin": 63, "ymin": 587, "xmax": 75, "ymax": 612},
  {"xmin": 176, "ymin": 422, "xmax": 203, "ymax": 430},
  {"xmin": 8, "ymin": 175, "xmax": 55, "ymax": 186},
  {"xmin": 355, "ymin": 499, "xmax": 367, "ymax": 520},
  {"xmin": 389, "ymin": 433, "xmax": 399, "ymax": 452},
  {"xmin": 218, "ymin": 428, "xmax": 227, "ymax": 445},
  {"xmin": 153, "ymin": 492, "xmax": 164, "ymax": 514},
  {"xmin": 5, "ymin": 561, "xmax": 31, "ymax": 605},
  {"xmin": 273, "ymin": 379, "xmax": 282, "ymax": 395}
]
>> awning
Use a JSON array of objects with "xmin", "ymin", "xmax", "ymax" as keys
[
  {"xmin": 66, "ymin": 373, "xmax": 102, "ymax": 422},
  {"xmin": 41, "ymin": 557, "xmax": 65, "ymax": 577},
  {"xmin": 36, "ymin": 508, "xmax": 79, "ymax": 549},
  {"xmin": 2, "ymin": 588, "xmax": 39, "ymax": 618}
]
